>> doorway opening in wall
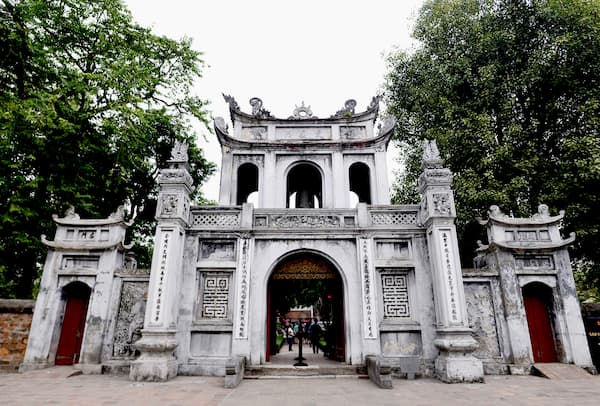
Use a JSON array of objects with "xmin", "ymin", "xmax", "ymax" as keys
[
  {"xmin": 55, "ymin": 281, "xmax": 91, "ymax": 365},
  {"xmin": 266, "ymin": 253, "xmax": 345, "ymax": 365},
  {"xmin": 523, "ymin": 282, "xmax": 558, "ymax": 363}
]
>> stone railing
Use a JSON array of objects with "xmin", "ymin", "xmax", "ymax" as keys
[
  {"xmin": 190, "ymin": 204, "xmax": 420, "ymax": 231},
  {"xmin": 190, "ymin": 207, "xmax": 242, "ymax": 229},
  {"xmin": 368, "ymin": 205, "xmax": 419, "ymax": 227}
]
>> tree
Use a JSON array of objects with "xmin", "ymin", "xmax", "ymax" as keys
[
  {"xmin": 385, "ymin": 0, "xmax": 600, "ymax": 299},
  {"xmin": 0, "ymin": 0, "xmax": 215, "ymax": 298}
]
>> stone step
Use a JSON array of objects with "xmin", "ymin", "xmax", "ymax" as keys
[
  {"xmin": 532, "ymin": 363, "xmax": 594, "ymax": 380},
  {"xmin": 245, "ymin": 364, "xmax": 365, "ymax": 377}
]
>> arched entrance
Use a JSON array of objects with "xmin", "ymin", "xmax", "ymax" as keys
[
  {"xmin": 523, "ymin": 282, "xmax": 558, "ymax": 363},
  {"xmin": 266, "ymin": 253, "xmax": 345, "ymax": 363},
  {"xmin": 55, "ymin": 281, "xmax": 91, "ymax": 365}
]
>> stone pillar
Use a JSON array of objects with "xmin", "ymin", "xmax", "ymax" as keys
[
  {"xmin": 487, "ymin": 249, "xmax": 532, "ymax": 369},
  {"xmin": 332, "ymin": 151, "xmax": 346, "ymax": 208},
  {"xmin": 555, "ymin": 250, "xmax": 594, "ymax": 367},
  {"xmin": 219, "ymin": 147, "xmax": 233, "ymax": 205},
  {"xmin": 418, "ymin": 140, "xmax": 483, "ymax": 383},
  {"xmin": 263, "ymin": 151, "xmax": 276, "ymax": 207},
  {"xmin": 130, "ymin": 142, "xmax": 192, "ymax": 381},
  {"xmin": 374, "ymin": 148, "xmax": 390, "ymax": 204}
]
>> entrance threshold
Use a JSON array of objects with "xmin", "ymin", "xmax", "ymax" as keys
[{"xmin": 248, "ymin": 343, "xmax": 364, "ymax": 377}]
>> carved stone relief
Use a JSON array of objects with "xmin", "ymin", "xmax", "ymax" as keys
[
  {"xmin": 515, "ymin": 255, "xmax": 555, "ymax": 270},
  {"xmin": 233, "ymin": 154, "xmax": 264, "ymax": 166},
  {"xmin": 432, "ymin": 193, "xmax": 452, "ymax": 216},
  {"xmin": 340, "ymin": 126, "xmax": 366, "ymax": 139},
  {"xmin": 271, "ymin": 215, "xmax": 340, "ymax": 228},
  {"xmin": 112, "ymin": 281, "xmax": 149, "ymax": 358},
  {"xmin": 275, "ymin": 126, "xmax": 331, "ymax": 140},
  {"xmin": 60, "ymin": 255, "xmax": 99, "ymax": 271},
  {"xmin": 199, "ymin": 241, "xmax": 236, "ymax": 261},
  {"xmin": 160, "ymin": 194, "xmax": 179, "ymax": 216},
  {"xmin": 241, "ymin": 126, "xmax": 267, "ymax": 140},
  {"xmin": 464, "ymin": 282, "xmax": 501, "ymax": 358},
  {"xmin": 376, "ymin": 241, "xmax": 410, "ymax": 260}
]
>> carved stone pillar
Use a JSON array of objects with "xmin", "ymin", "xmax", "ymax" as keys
[
  {"xmin": 130, "ymin": 142, "xmax": 192, "ymax": 381},
  {"xmin": 418, "ymin": 140, "xmax": 483, "ymax": 383}
]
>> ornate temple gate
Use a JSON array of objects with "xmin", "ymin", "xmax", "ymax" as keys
[{"xmin": 266, "ymin": 254, "xmax": 344, "ymax": 362}]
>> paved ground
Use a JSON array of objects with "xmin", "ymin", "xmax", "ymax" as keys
[{"xmin": 2, "ymin": 366, "xmax": 600, "ymax": 406}]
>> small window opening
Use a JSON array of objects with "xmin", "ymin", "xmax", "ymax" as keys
[
  {"xmin": 286, "ymin": 163, "xmax": 322, "ymax": 208},
  {"xmin": 236, "ymin": 163, "xmax": 259, "ymax": 205},
  {"xmin": 349, "ymin": 162, "xmax": 371, "ymax": 204}
]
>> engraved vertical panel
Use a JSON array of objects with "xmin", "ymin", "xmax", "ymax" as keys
[
  {"xmin": 438, "ymin": 229, "xmax": 461, "ymax": 324},
  {"xmin": 359, "ymin": 238, "xmax": 377, "ymax": 339},
  {"xmin": 234, "ymin": 238, "xmax": 250, "ymax": 339},
  {"xmin": 151, "ymin": 230, "xmax": 170, "ymax": 325}
]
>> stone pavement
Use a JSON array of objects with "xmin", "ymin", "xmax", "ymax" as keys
[{"xmin": 1, "ymin": 366, "xmax": 599, "ymax": 406}]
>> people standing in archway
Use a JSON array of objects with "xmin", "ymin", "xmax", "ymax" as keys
[
  {"xmin": 286, "ymin": 324, "xmax": 294, "ymax": 351},
  {"xmin": 309, "ymin": 318, "xmax": 322, "ymax": 354}
]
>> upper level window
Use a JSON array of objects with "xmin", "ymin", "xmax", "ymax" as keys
[
  {"xmin": 286, "ymin": 163, "xmax": 322, "ymax": 208},
  {"xmin": 236, "ymin": 163, "xmax": 259, "ymax": 205},
  {"xmin": 349, "ymin": 162, "xmax": 371, "ymax": 204}
]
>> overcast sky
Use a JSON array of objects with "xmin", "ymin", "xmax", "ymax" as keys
[{"xmin": 125, "ymin": 0, "xmax": 425, "ymax": 201}]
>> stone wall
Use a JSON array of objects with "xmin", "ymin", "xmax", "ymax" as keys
[{"xmin": 0, "ymin": 299, "xmax": 35, "ymax": 372}]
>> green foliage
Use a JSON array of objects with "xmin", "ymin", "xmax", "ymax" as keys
[
  {"xmin": 385, "ymin": 0, "xmax": 600, "ymax": 296},
  {"xmin": 0, "ymin": 0, "xmax": 215, "ymax": 297}
]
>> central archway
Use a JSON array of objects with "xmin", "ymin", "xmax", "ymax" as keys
[{"xmin": 266, "ymin": 252, "xmax": 345, "ymax": 363}]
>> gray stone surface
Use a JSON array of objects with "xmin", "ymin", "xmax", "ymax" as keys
[{"xmin": 2, "ymin": 366, "xmax": 600, "ymax": 405}]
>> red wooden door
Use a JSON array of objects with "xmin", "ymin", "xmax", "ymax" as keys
[
  {"xmin": 524, "ymin": 293, "xmax": 557, "ymax": 362},
  {"xmin": 55, "ymin": 294, "xmax": 89, "ymax": 365}
]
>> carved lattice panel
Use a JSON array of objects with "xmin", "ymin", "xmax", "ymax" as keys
[
  {"xmin": 192, "ymin": 213, "xmax": 240, "ymax": 227},
  {"xmin": 370, "ymin": 212, "xmax": 417, "ymax": 225},
  {"xmin": 381, "ymin": 273, "xmax": 410, "ymax": 318},
  {"xmin": 200, "ymin": 273, "xmax": 230, "ymax": 319}
]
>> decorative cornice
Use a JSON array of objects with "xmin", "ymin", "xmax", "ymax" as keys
[
  {"xmin": 52, "ymin": 206, "xmax": 133, "ymax": 227},
  {"xmin": 478, "ymin": 204, "xmax": 565, "ymax": 226},
  {"xmin": 41, "ymin": 236, "xmax": 133, "ymax": 251},
  {"xmin": 489, "ymin": 232, "xmax": 576, "ymax": 251},
  {"xmin": 222, "ymin": 94, "xmax": 381, "ymax": 125},
  {"xmin": 213, "ymin": 117, "xmax": 393, "ymax": 151}
]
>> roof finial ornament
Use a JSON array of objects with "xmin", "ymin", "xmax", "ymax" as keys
[
  {"xmin": 290, "ymin": 101, "xmax": 315, "ymax": 119},
  {"xmin": 331, "ymin": 99, "xmax": 357, "ymax": 118},
  {"xmin": 249, "ymin": 97, "xmax": 274, "ymax": 119},
  {"xmin": 421, "ymin": 139, "xmax": 443, "ymax": 169},
  {"xmin": 223, "ymin": 94, "xmax": 240, "ymax": 112},
  {"xmin": 170, "ymin": 140, "xmax": 188, "ymax": 162},
  {"xmin": 367, "ymin": 95, "xmax": 382, "ymax": 111}
]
